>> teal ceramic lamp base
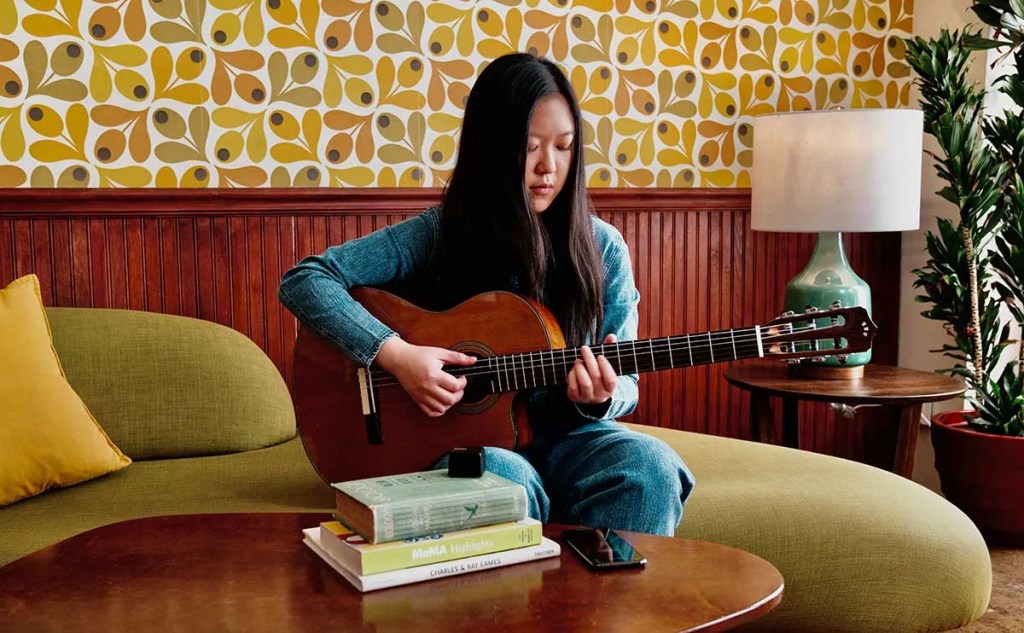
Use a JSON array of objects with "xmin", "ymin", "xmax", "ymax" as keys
[
  {"xmin": 784, "ymin": 231, "xmax": 872, "ymax": 376},
  {"xmin": 751, "ymin": 110, "xmax": 922, "ymax": 378}
]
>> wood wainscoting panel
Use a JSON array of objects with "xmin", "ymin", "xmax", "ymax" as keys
[{"xmin": 0, "ymin": 188, "xmax": 901, "ymax": 463}]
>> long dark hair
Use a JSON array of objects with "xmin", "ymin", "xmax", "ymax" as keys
[{"xmin": 438, "ymin": 53, "xmax": 603, "ymax": 347}]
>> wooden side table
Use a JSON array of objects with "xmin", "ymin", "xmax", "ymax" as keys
[{"xmin": 725, "ymin": 363, "xmax": 965, "ymax": 478}]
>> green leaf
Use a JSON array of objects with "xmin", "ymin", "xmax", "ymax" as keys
[
  {"xmin": 570, "ymin": 44, "xmax": 607, "ymax": 63},
  {"xmin": 184, "ymin": 0, "xmax": 205, "ymax": 33},
  {"xmin": 189, "ymin": 107, "xmax": 210, "ymax": 156},
  {"xmin": 963, "ymin": 34, "xmax": 1006, "ymax": 50},
  {"xmin": 276, "ymin": 86, "xmax": 322, "ymax": 106},
  {"xmin": 36, "ymin": 79, "xmax": 88, "ymax": 101},
  {"xmin": 154, "ymin": 141, "xmax": 202, "ymax": 162},
  {"xmin": 23, "ymin": 40, "xmax": 46, "ymax": 93},
  {"xmin": 376, "ymin": 33, "xmax": 418, "ymax": 54},
  {"xmin": 377, "ymin": 143, "xmax": 417, "ymax": 163},
  {"xmin": 969, "ymin": 5, "xmax": 1003, "ymax": 29},
  {"xmin": 151, "ymin": 21, "xmax": 200, "ymax": 43},
  {"xmin": 268, "ymin": 50, "xmax": 288, "ymax": 98}
]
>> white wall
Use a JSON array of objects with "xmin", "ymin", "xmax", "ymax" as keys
[
  {"xmin": 985, "ymin": 47, "xmax": 1024, "ymax": 372},
  {"xmin": 903, "ymin": 0, "xmax": 981, "ymax": 490},
  {"xmin": 901, "ymin": 0, "xmax": 981, "ymax": 396}
]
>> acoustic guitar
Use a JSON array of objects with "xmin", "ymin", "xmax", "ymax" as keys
[{"xmin": 293, "ymin": 288, "xmax": 877, "ymax": 484}]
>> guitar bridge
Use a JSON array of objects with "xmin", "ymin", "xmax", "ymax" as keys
[{"xmin": 357, "ymin": 367, "xmax": 383, "ymax": 445}]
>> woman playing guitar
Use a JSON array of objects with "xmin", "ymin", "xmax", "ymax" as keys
[{"xmin": 279, "ymin": 53, "xmax": 694, "ymax": 536}]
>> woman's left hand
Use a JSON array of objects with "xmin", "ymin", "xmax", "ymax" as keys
[{"xmin": 567, "ymin": 333, "xmax": 618, "ymax": 405}]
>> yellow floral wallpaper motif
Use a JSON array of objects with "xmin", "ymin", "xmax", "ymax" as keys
[{"xmin": 0, "ymin": 0, "xmax": 913, "ymax": 188}]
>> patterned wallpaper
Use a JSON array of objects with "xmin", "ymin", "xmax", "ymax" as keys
[{"xmin": 0, "ymin": 0, "xmax": 913, "ymax": 188}]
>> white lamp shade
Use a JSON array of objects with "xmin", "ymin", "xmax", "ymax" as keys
[{"xmin": 751, "ymin": 109, "xmax": 923, "ymax": 232}]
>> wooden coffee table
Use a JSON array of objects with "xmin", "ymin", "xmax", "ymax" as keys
[{"xmin": 0, "ymin": 513, "xmax": 783, "ymax": 632}]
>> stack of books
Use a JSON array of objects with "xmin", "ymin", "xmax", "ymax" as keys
[{"xmin": 302, "ymin": 470, "xmax": 561, "ymax": 592}]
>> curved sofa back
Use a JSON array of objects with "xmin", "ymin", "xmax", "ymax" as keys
[{"xmin": 45, "ymin": 308, "xmax": 296, "ymax": 460}]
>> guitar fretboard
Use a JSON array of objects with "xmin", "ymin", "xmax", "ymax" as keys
[{"xmin": 451, "ymin": 326, "xmax": 764, "ymax": 394}]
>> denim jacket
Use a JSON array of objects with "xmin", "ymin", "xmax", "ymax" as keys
[{"xmin": 278, "ymin": 207, "xmax": 640, "ymax": 425}]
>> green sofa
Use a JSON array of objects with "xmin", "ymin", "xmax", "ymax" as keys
[{"xmin": 0, "ymin": 308, "xmax": 991, "ymax": 632}]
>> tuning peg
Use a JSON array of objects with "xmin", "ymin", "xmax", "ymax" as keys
[
  {"xmin": 830, "ymin": 299, "xmax": 843, "ymax": 309},
  {"xmin": 804, "ymin": 305, "xmax": 819, "ymax": 313},
  {"xmin": 835, "ymin": 354, "xmax": 849, "ymax": 364},
  {"xmin": 811, "ymin": 357, "xmax": 826, "ymax": 363},
  {"xmin": 786, "ymin": 358, "xmax": 803, "ymax": 365}
]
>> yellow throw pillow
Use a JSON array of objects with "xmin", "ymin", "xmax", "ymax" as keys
[{"xmin": 0, "ymin": 274, "xmax": 130, "ymax": 506}]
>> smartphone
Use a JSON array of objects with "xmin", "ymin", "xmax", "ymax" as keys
[{"xmin": 562, "ymin": 527, "xmax": 647, "ymax": 570}]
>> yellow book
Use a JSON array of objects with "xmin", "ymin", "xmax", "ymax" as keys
[
  {"xmin": 319, "ymin": 517, "xmax": 542, "ymax": 575},
  {"xmin": 302, "ymin": 528, "xmax": 560, "ymax": 593}
]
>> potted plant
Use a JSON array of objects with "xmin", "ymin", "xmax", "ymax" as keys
[{"xmin": 905, "ymin": 1, "xmax": 1024, "ymax": 544}]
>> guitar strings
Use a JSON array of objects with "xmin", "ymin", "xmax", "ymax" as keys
[
  {"xmin": 365, "ymin": 322, "xmax": 854, "ymax": 388},
  {"xmin": 368, "ymin": 319, "xmax": 839, "ymax": 385},
  {"xmin": 366, "ymin": 322, "xmax": 843, "ymax": 386},
  {"xmin": 367, "ymin": 321, "xmax": 830, "ymax": 381},
  {"xmin": 366, "ymin": 339, "xmax": 759, "ymax": 388}
]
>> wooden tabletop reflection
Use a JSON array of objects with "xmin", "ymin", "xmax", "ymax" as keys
[{"xmin": 0, "ymin": 513, "xmax": 783, "ymax": 632}]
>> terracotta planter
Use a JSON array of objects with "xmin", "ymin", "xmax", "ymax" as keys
[{"xmin": 932, "ymin": 410, "xmax": 1024, "ymax": 545}]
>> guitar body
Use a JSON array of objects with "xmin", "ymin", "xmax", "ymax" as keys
[
  {"xmin": 293, "ymin": 288, "xmax": 566, "ymax": 484},
  {"xmin": 293, "ymin": 287, "xmax": 876, "ymax": 484}
]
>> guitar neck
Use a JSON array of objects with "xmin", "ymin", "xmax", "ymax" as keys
[{"xmin": 453, "ymin": 326, "xmax": 764, "ymax": 394}]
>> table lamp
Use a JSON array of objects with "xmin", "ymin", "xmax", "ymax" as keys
[{"xmin": 751, "ymin": 108, "xmax": 922, "ymax": 378}]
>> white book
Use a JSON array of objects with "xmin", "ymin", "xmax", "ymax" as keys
[{"xmin": 302, "ymin": 527, "xmax": 561, "ymax": 593}]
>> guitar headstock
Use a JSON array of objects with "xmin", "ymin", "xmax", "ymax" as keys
[{"xmin": 761, "ymin": 302, "xmax": 877, "ymax": 363}]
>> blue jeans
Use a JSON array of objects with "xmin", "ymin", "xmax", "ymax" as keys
[{"xmin": 439, "ymin": 421, "xmax": 695, "ymax": 536}]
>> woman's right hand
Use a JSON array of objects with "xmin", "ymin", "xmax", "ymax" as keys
[{"xmin": 374, "ymin": 336, "xmax": 477, "ymax": 417}]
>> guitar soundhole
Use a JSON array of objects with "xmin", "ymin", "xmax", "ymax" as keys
[
  {"xmin": 461, "ymin": 379, "xmax": 493, "ymax": 407},
  {"xmin": 450, "ymin": 341, "xmax": 498, "ymax": 414}
]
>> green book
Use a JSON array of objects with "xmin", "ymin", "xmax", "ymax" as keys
[
  {"xmin": 332, "ymin": 470, "xmax": 528, "ymax": 544},
  {"xmin": 319, "ymin": 517, "xmax": 543, "ymax": 575}
]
